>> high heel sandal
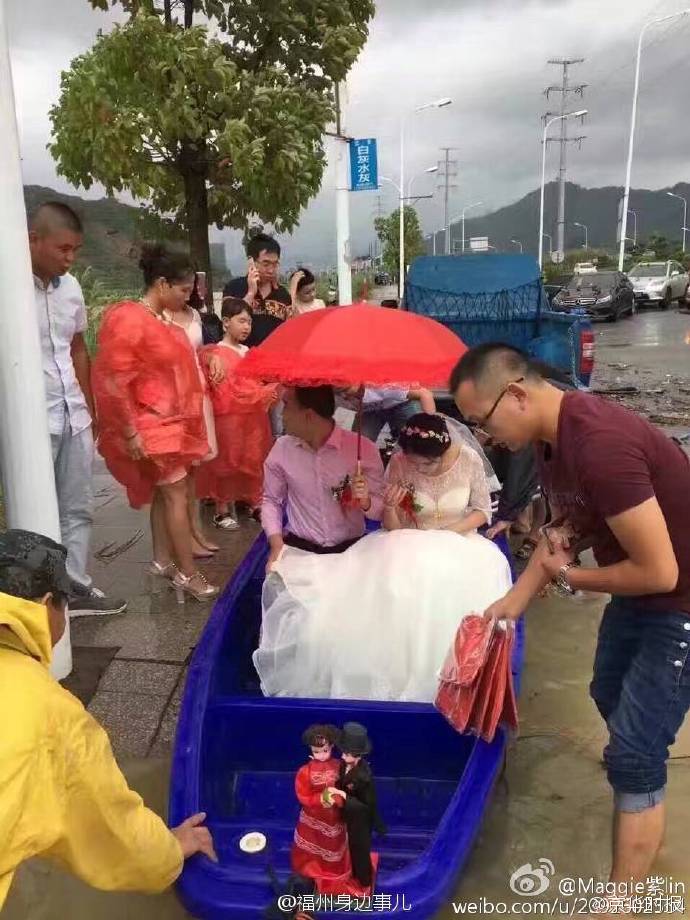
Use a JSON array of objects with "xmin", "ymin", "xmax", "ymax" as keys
[
  {"xmin": 147, "ymin": 560, "xmax": 178, "ymax": 580},
  {"xmin": 173, "ymin": 571, "xmax": 219, "ymax": 604}
]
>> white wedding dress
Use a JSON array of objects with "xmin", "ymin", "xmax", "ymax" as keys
[{"xmin": 253, "ymin": 442, "xmax": 513, "ymax": 703}]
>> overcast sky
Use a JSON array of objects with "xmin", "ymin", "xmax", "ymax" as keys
[{"xmin": 7, "ymin": 0, "xmax": 690, "ymax": 272}]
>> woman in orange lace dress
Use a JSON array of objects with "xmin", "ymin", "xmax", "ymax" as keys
[
  {"xmin": 92, "ymin": 243, "xmax": 218, "ymax": 603},
  {"xmin": 196, "ymin": 298, "xmax": 277, "ymax": 527}
]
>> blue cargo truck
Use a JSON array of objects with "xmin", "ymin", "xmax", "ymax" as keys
[{"xmin": 403, "ymin": 253, "xmax": 594, "ymax": 388}]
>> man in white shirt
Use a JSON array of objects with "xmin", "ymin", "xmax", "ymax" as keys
[
  {"xmin": 29, "ymin": 202, "xmax": 125, "ymax": 617},
  {"xmin": 351, "ymin": 386, "xmax": 436, "ymax": 444}
]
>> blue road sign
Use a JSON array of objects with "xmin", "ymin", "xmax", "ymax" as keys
[{"xmin": 349, "ymin": 138, "xmax": 378, "ymax": 192}]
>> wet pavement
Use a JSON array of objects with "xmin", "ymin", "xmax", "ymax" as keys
[
  {"xmin": 4, "ymin": 309, "xmax": 690, "ymax": 918},
  {"xmin": 591, "ymin": 307, "xmax": 690, "ymax": 430}
]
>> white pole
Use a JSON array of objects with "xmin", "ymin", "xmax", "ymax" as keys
[
  {"xmin": 398, "ymin": 120, "xmax": 405, "ymax": 301},
  {"xmin": 667, "ymin": 192, "xmax": 687, "ymax": 253},
  {"xmin": 462, "ymin": 211, "xmax": 466, "ymax": 255},
  {"xmin": 540, "ymin": 111, "xmax": 586, "ymax": 268},
  {"xmin": 0, "ymin": 0, "xmax": 71, "ymax": 678},
  {"xmin": 334, "ymin": 84, "xmax": 352, "ymax": 304},
  {"xmin": 619, "ymin": 10, "xmax": 690, "ymax": 271}
]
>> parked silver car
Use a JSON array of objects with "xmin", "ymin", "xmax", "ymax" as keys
[{"xmin": 629, "ymin": 260, "xmax": 689, "ymax": 308}]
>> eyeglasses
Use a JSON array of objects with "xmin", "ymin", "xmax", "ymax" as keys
[{"xmin": 471, "ymin": 377, "xmax": 525, "ymax": 437}]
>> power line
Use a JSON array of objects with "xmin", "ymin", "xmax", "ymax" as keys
[{"xmin": 543, "ymin": 59, "xmax": 587, "ymax": 260}]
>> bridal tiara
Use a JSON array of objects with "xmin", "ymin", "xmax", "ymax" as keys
[{"xmin": 401, "ymin": 426, "xmax": 451, "ymax": 443}]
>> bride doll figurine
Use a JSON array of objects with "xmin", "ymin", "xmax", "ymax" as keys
[
  {"xmin": 291, "ymin": 724, "xmax": 351, "ymax": 892},
  {"xmin": 254, "ymin": 413, "xmax": 512, "ymax": 702}
]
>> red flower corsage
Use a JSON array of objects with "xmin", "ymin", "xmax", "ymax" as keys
[
  {"xmin": 331, "ymin": 474, "xmax": 356, "ymax": 510},
  {"xmin": 399, "ymin": 483, "xmax": 423, "ymax": 526}
]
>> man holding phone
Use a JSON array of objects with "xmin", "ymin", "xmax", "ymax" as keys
[{"xmin": 223, "ymin": 233, "xmax": 292, "ymax": 347}]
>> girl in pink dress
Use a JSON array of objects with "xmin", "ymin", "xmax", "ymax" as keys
[{"xmin": 196, "ymin": 298, "xmax": 277, "ymax": 529}]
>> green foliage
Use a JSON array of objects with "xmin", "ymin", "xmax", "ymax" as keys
[
  {"xmin": 49, "ymin": 15, "xmax": 338, "ymax": 235},
  {"xmin": 71, "ymin": 265, "xmax": 138, "ymax": 354},
  {"xmin": 541, "ymin": 248, "xmax": 617, "ymax": 283},
  {"xmin": 352, "ymin": 271, "xmax": 374, "ymax": 301},
  {"xmin": 374, "ymin": 207, "xmax": 426, "ymax": 278},
  {"xmin": 87, "ymin": 0, "xmax": 375, "ymax": 86}
]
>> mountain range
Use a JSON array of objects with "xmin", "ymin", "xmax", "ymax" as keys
[{"xmin": 435, "ymin": 181, "xmax": 690, "ymax": 259}]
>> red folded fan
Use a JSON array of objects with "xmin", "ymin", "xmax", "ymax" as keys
[{"xmin": 435, "ymin": 614, "xmax": 518, "ymax": 743}]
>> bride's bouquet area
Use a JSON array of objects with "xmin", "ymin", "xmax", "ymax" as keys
[{"xmin": 435, "ymin": 615, "xmax": 518, "ymax": 743}]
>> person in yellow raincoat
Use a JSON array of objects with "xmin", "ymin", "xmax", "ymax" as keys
[{"xmin": 0, "ymin": 529, "xmax": 216, "ymax": 908}]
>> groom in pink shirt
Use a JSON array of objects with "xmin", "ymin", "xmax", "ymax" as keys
[{"xmin": 261, "ymin": 386, "xmax": 385, "ymax": 571}]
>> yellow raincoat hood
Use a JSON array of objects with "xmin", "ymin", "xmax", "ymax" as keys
[
  {"xmin": 0, "ymin": 593, "xmax": 182, "ymax": 908},
  {"xmin": 0, "ymin": 591, "xmax": 53, "ymax": 667}
]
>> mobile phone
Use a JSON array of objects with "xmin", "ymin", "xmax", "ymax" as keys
[{"xmin": 195, "ymin": 271, "xmax": 207, "ymax": 302}]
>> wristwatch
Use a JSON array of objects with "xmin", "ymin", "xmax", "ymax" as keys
[{"xmin": 555, "ymin": 562, "xmax": 576, "ymax": 596}]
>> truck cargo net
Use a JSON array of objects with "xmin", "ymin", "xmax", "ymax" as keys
[{"xmin": 405, "ymin": 277, "xmax": 542, "ymax": 322}]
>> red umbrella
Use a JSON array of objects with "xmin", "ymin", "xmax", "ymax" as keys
[
  {"xmin": 237, "ymin": 303, "xmax": 467, "ymax": 463},
  {"xmin": 237, "ymin": 303, "xmax": 466, "ymax": 389}
]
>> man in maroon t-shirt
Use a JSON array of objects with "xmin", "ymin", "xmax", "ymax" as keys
[{"xmin": 452, "ymin": 342, "xmax": 690, "ymax": 894}]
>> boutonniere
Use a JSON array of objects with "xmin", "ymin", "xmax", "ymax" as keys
[
  {"xmin": 331, "ymin": 474, "xmax": 355, "ymax": 510},
  {"xmin": 399, "ymin": 482, "xmax": 423, "ymax": 525}
]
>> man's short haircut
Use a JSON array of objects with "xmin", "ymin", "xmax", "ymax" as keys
[
  {"xmin": 295, "ymin": 385, "xmax": 335, "ymax": 420},
  {"xmin": 449, "ymin": 342, "xmax": 572, "ymax": 393},
  {"xmin": 247, "ymin": 233, "xmax": 281, "ymax": 260},
  {"xmin": 449, "ymin": 343, "xmax": 537, "ymax": 394},
  {"xmin": 29, "ymin": 201, "xmax": 83, "ymax": 236}
]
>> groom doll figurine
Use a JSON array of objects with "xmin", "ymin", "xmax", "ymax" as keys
[{"xmin": 335, "ymin": 722, "xmax": 385, "ymax": 890}]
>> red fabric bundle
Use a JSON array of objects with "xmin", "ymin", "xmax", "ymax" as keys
[{"xmin": 435, "ymin": 615, "xmax": 518, "ymax": 743}]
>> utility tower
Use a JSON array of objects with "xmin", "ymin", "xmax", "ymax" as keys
[
  {"xmin": 543, "ymin": 59, "xmax": 586, "ymax": 261},
  {"xmin": 438, "ymin": 147, "xmax": 459, "ymax": 255}
]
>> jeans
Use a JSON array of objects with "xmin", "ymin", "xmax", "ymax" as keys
[
  {"xmin": 590, "ymin": 596, "xmax": 690, "ymax": 810},
  {"xmin": 356, "ymin": 399, "xmax": 421, "ymax": 444},
  {"xmin": 51, "ymin": 419, "xmax": 94, "ymax": 591}
]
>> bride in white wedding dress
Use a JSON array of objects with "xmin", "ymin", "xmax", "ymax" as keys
[{"xmin": 253, "ymin": 413, "xmax": 512, "ymax": 703}]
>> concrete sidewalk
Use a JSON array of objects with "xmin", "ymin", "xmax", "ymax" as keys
[{"xmin": 66, "ymin": 459, "xmax": 260, "ymax": 760}]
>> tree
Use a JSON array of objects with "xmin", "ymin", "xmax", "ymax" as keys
[
  {"xmin": 51, "ymin": 1, "xmax": 374, "ymax": 294},
  {"xmin": 374, "ymin": 207, "xmax": 426, "ymax": 279}
]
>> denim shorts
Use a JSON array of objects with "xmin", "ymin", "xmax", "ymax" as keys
[{"xmin": 590, "ymin": 596, "xmax": 690, "ymax": 810}]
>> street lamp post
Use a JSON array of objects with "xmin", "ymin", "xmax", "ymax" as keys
[
  {"xmin": 618, "ymin": 9, "xmax": 690, "ymax": 270},
  {"xmin": 511, "ymin": 239, "xmax": 523, "ymax": 253},
  {"xmin": 628, "ymin": 209, "xmax": 637, "ymax": 247},
  {"xmin": 399, "ymin": 98, "xmax": 452, "ymax": 300},
  {"xmin": 539, "ymin": 109, "xmax": 587, "ymax": 269},
  {"xmin": 407, "ymin": 165, "xmax": 438, "ymax": 201},
  {"xmin": 667, "ymin": 191, "xmax": 687, "ymax": 253},
  {"xmin": 460, "ymin": 201, "xmax": 484, "ymax": 253},
  {"xmin": 573, "ymin": 221, "xmax": 588, "ymax": 249}
]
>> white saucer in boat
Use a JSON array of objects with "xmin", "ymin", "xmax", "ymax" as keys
[{"xmin": 239, "ymin": 831, "xmax": 267, "ymax": 853}]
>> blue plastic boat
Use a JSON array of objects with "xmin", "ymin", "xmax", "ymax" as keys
[{"xmin": 170, "ymin": 532, "xmax": 524, "ymax": 919}]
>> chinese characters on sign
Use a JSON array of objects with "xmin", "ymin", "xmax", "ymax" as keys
[{"xmin": 349, "ymin": 138, "xmax": 379, "ymax": 192}]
